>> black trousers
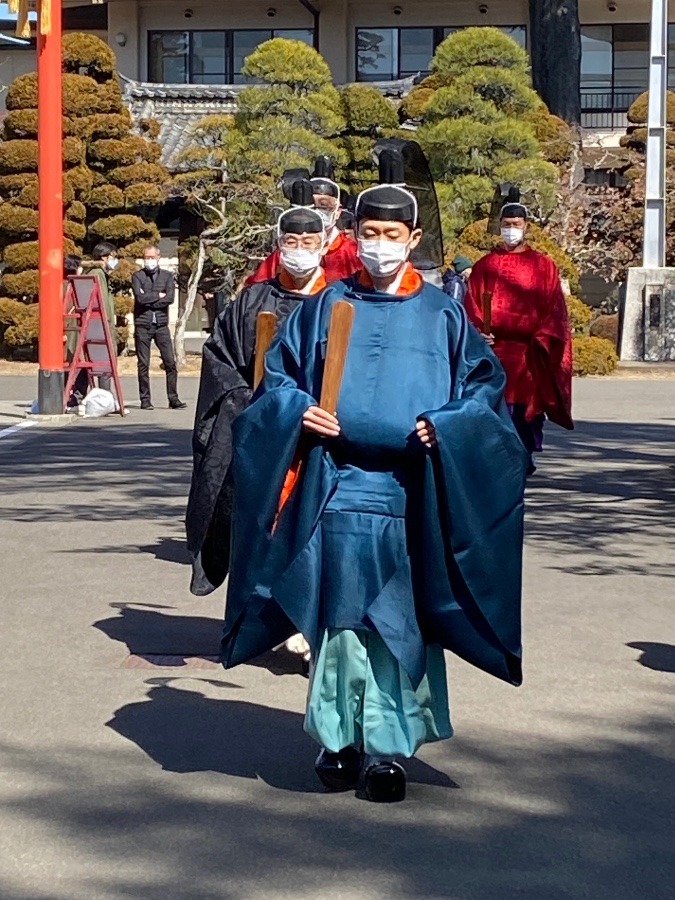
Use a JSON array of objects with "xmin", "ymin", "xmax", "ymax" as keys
[{"xmin": 134, "ymin": 323, "xmax": 179, "ymax": 404}]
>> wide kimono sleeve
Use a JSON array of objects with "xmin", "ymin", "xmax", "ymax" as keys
[
  {"xmin": 185, "ymin": 290, "xmax": 258, "ymax": 595},
  {"xmin": 463, "ymin": 257, "xmax": 491, "ymax": 333},
  {"xmin": 418, "ymin": 307, "xmax": 530, "ymax": 685},
  {"xmin": 528, "ymin": 259, "xmax": 574, "ymax": 430},
  {"xmin": 221, "ymin": 293, "xmax": 340, "ymax": 668}
]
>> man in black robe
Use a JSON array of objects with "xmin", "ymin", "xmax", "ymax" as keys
[{"xmin": 186, "ymin": 184, "xmax": 328, "ymax": 596}]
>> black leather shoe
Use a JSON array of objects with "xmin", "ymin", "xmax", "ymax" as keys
[
  {"xmin": 169, "ymin": 400, "xmax": 187, "ymax": 410},
  {"xmin": 315, "ymin": 747, "xmax": 363, "ymax": 792},
  {"xmin": 365, "ymin": 761, "xmax": 406, "ymax": 803},
  {"xmin": 140, "ymin": 402, "xmax": 154, "ymax": 410}
]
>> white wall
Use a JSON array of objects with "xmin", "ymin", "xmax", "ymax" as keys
[{"xmin": 0, "ymin": 48, "xmax": 37, "ymax": 113}]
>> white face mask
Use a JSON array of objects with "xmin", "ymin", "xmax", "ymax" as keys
[
  {"xmin": 279, "ymin": 247, "xmax": 322, "ymax": 277},
  {"xmin": 144, "ymin": 258, "xmax": 159, "ymax": 271},
  {"xmin": 357, "ymin": 238, "xmax": 410, "ymax": 278},
  {"xmin": 316, "ymin": 208, "xmax": 337, "ymax": 230},
  {"xmin": 106, "ymin": 257, "xmax": 119, "ymax": 272},
  {"xmin": 501, "ymin": 226, "xmax": 525, "ymax": 247}
]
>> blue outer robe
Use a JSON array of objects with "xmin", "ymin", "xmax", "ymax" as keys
[{"xmin": 222, "ymin": 276, "xmax": 529, "ymax": 689}]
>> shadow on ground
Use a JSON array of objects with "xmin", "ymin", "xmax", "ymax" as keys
[
  {"xmin": 627, "ymin": 641, "xmax": 675, "ymax": 674},
  {"xmin": 0, "ymin": 699, "xmax": 672, "ymax": 899},
  {"xmin": 106, "ymin": 681, "xmax": 457, "ymax": 792},
  {"xmin": 526, "ymin": 418, "xmax": 675, "ymax": 576},
  {"xmin": 0, "ymin": 419, "xmax": 191, "ymax": 523}
]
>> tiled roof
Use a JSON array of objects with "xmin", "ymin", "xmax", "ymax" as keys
[{"xmin": 120, "ymin": 75, "xmax": 416, "ymax": 170}]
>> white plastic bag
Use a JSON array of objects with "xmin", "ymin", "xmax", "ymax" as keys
[{"xmin": 82, "ymin": 387, "xmax": 118, "ymax": 418}]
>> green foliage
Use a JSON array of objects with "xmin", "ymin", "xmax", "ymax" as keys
[
  {"xmin": 0, "ymin": 140, "xmax": 38, "ymax": 174},
  {"xmin": 236, "ymin": 84, "xmax": 344, "ymax": 137},
  {"xmin": 1, "ymin": 270, "xmax": 39, "ymax": 299},
  {"xmin": 0, "ymin": 297, "xmax": 39, "ymax": 348},
  {"xmin": 0, "ymin": 33, "xmax": 169, "ymax": 354},
  {"xmin": 431, "ymin": 27, "xmax": 530, "ymax": 82},
  {"xmin": 107, "ymin": 162, "xmax": 168, "ymax": 187},
  {"xmin": 242, "ymin": 38, "xmax": 333, "ymax": 92},
  {"xmin": 61, "ymin": 32, "xmax": 116, "ymax": 81},
  {"xmin": 339, "ymin": 84, "xmax": 399, "ymax": 134},
  {"xmin": 0, "ymin": 205, "xmax": 38, "ymax": 237},
  {"xmin": 88, "ymin": 136, "xmax": 161, "ymax": 167},
  {"xmin": 566, "ymin": 295, "xmax": 593, "ymax": 334},
  {"xmin": 494, "ymin": 158, "xmax": 559, "ymax": 219},
  {"xmin": 436, "ymin": 177, "xmax": 494, "ymax": 240},
  {"xmin": 88, "ymin": 214, "xmax": 158, "ymax": 243},
  {"xmin": 71, "ymin": 113, "xmax": 132, "ymax": 142},
  {"xmin": 627, "ymin": 90, "xmax": 675, "ymax": 125},
  {"xmin": 410, "ymin": 27, "xmax": 565, "ymax": 246},
  {"xmin": 453, "ymin": 68, "xmax": 539, "ymax": 116},
  {"xmin": 572, "ymin": 335, "xmax": 618, "ymax": 376}
]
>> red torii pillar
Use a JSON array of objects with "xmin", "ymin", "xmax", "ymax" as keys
[{"xmin": 37, "ymin": 0, "xmax": 64, "ymax": 414}]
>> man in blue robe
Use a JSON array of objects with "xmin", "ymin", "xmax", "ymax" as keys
[{"xmin": 222, "ymin": 168, "xmax": 529, "ymax": 803}]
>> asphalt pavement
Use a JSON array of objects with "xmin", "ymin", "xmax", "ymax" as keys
[{"xmin": 0, "ymin": 374, "xmax": 673, "ymax": 900}]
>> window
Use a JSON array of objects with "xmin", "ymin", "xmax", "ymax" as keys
[
  {"xmin": 356, "ymin": 28, "xmax": 398, "ymax": 81},
  {"xmin": 580, "ymin": 24, "xmax": 653, "ymax": 120},
  {"xmin": 356, "ymin": 25, "xmax": 527, "ymax": 82},
  {"xmin": 148, "ymin": 28, "xmax": 314, "ymax": 84}
]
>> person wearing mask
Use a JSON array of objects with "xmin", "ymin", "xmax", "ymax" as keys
[
  {"xmin": 186, "ymin": 181, "xmax": 327, "ymax": 599},
  {"xmin": 131, "ymin": 245, "xmax": 186, "ymax": 411},
  {"xmin": 464, "ymin": 202, "xmax": 573, "ymax": 464},
  {"xmin": 220, "ymin": 151, "xmax": 529, "ymax": 803},
  {"xmin": 441, "ymin": 255, "xmax": 473, "ymax": 302},
  {"xmin": 245, "ymin": 159, "xmax": 360, "ymax": 285}
]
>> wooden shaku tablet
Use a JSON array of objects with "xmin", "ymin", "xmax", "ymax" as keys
[
  {"xmin": 253, "ymin": 311, "xmax": 278, "ymax": 390},
  {"xmin": 319, "ymin": 300, "xmax": 355, "ymax": 414}
]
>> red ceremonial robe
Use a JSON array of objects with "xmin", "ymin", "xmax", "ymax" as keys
[
  {"xmin": 464, "ymin": 247, "xmax": 573, "ymax": 430},
  {"xmin": 245, "ymin": 231, "xmax": 361, "ymax": 286}
]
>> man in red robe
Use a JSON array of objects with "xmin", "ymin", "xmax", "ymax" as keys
[
  {"xmin": 464, "ymin": 202, "xmax": 573, "ymax": 461},
  {"xmin": 245, "ymin": 174, "xmax": 360, "ymax": 285}
]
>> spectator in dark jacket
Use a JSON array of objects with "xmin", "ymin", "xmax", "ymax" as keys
[
  {"xmin": 441, "ymin": 255, "xmax": 473, "ymax": 303},
  {"xmin": 131, "ymin": 245, "xmax": 186, "ymax": 410}
]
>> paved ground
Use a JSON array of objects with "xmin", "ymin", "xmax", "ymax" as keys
[{"xmin": 0, "ymin": 374, "xmax": 673, "ymax": 900}]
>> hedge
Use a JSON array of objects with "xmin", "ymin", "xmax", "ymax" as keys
[
  {"xmin": 1, "ymin": 270, "xmax": 40, "ymax": 299},
  {"xmin": 573, "ymin": 335, "xmax": 618, "ymax": 376},
  {"xmin": 62, "ymin": 32, "xmax": 116, "ymax": 81}
]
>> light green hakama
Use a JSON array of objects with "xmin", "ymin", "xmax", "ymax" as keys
[{"xmin": 304, "ymin": 628, "xmax": 453, "ymax": 758}]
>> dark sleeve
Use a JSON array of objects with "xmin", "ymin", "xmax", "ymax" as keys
[
  {"xmin": 417, "ymin": 306, "xmax": 529, "ymax": 685},
  {"xmin": 131, "ymin": 272, "xmax": 159, "ymax": 307},
  {"xmin": 150, "ymin": 271, "xmax": 176, "ymax": 309},
  {"xmin": 185, "ymin": 289, "xmax": 263, "ymax": 595}
]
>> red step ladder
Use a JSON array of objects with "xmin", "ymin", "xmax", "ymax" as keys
[{"xmin": 63, "ymin": 275, "xmax": 125, "ymax": 416}]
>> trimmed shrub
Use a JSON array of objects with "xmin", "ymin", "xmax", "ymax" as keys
[
  {"xmin": 0, "ymin": 205, "xmax": 39, "ymax": 235},
  {"xmin": 2, "ymin": 239, "xmax": 76, "ymax": 273},
  {"xmin": 71, "ymin": 113, "xmax": 132, "ymax": 142},
  {"xmin": 431, "ymin": 27, "xmax": 530, "ymax": 81},
  {"xmin": 64, "ymin": 220, "xmax": 87, "ymax": 242},
  {"xmin": 566, "ymin": 295, "xmax": 593, "ymax": 334},
  {"xmin": 0, "ymin": 140, "xmax": 38, "ymax": 173},
  {"xmin": 590, "ymin": 313, "xmax": 619, "ymax": 347},
  {"xmin": 67, "ymin": 200, "xmax": 87, "ymax": 222},
  {"xmin": 573, "ymin": 335, "xmax": 618, "ymax": 376},
  {"xmin": 123, "ymin": 183, "xmax": 166, "ymax": 207},
  {"xmin": 62, "ymin": 32, "xmax": 116, "ymax": 81},
  {"xmin": 88, "ymin": 214, "xmax": 158, "ymax": 243},
  {"xmin": 242, "ymin": 37, "xmax": 333, "ymax": 92},
  {"xmin": 88, "ymin": 136, "xmax": 161, "ymax": 167},
  {"xmin": 64, "ymin": 165, "xmax": 94, "ymax": 197},
  {"xmin": 107, "ymin": 162, "xmax": 170, "ymax": 188},
  {"xmin": 1, "ymin": 270, "xmax": 40, "ymax": 299},
  {"xmin": 88, "ymin": 184, "xmax": 126, "ymax": 210},
  {"xmin": 0, "ymin": 297, "xmax": 39, "ymax": 348},
  {"xmin": 627, "ymin": 90, "xmax": 675, "ymax": 125}
]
